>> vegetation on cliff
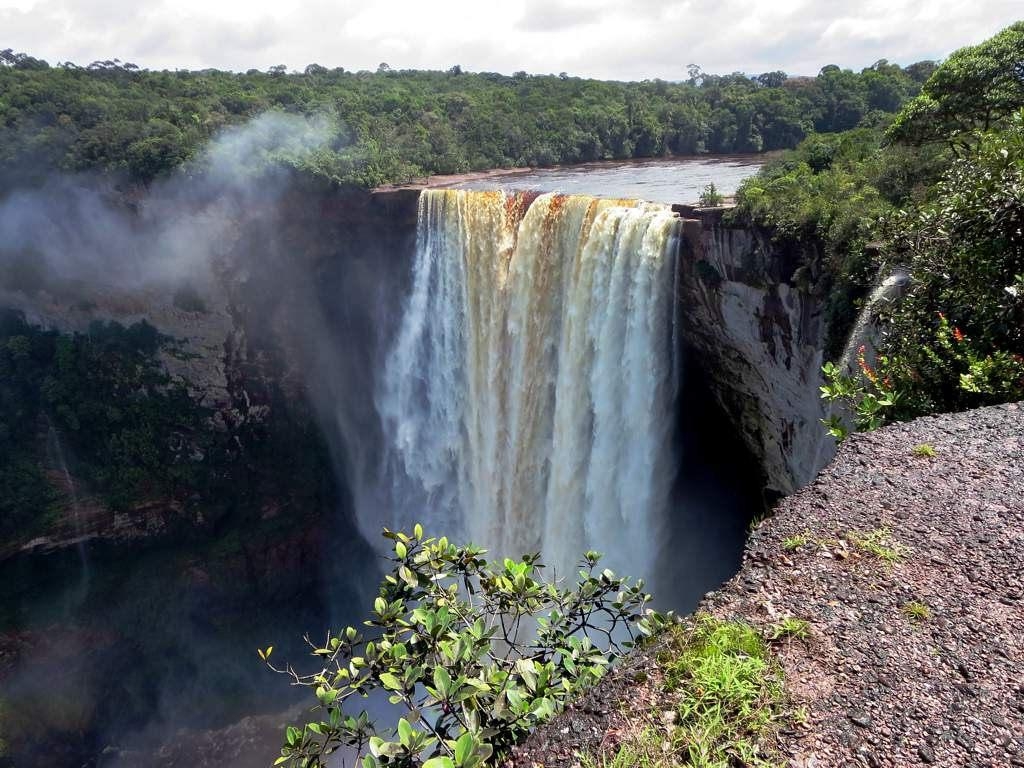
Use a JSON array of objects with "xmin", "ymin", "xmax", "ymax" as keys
[
  {"xmin": 0, "ymin": 310, "xmax": 335, "ymax": 543},
  {"xmin": 732, "ymin": 20, "xmax": 1024, "ymax": 434},
  {"xmin": 0, "ymin": 54, "xmax": 930, "ymax": 186}
]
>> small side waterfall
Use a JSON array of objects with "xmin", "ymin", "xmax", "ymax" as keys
[
  {"xmin": 45, "ymin": 418, "xmax": 91, "ymax": 598},
  {"xmin": 376, "ymin": 189, "xmax": 683, "ymax": 579}
]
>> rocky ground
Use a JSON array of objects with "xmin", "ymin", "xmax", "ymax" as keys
[{"xmin": 510, "ymin": 402, "xmax": 1024, "ymax": 767}]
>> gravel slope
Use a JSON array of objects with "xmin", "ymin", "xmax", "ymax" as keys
[{"xmin": 510, "ymin": 402, "xmax": 1024, "ymax": 767}]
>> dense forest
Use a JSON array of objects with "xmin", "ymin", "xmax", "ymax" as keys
[
  {"xmin": 0, "ymin": 310, "xmax": 334, "ymax": 543},
  {"xmin": 0, "ymin": 50, "xmax": 933, "ymax": 186},
  {"xmin": 731, "ymin": 20, "xmax": 1024, "ymax": 435}
]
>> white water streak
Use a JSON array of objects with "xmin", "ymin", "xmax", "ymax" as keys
[{"xmin": 377, "ymin": 190, "xmax": 682, "ymax": 578}]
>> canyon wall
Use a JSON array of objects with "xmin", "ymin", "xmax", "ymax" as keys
[
  {"xmin": 673, "ymin": 205, "xmax": 836, "ymax": 496},
  {"xmin": 0, "ymin": 184, "xmax": 836, "ymax": 558},
  {"xmin": 0, "ymin": 180, "xmax": 837, "ymax": 767}
]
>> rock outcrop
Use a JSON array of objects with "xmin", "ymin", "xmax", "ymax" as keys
[
  {"xmin": 675, "ymin": 205, "xmax": 836, "ymax": 495},
  {"xmin": 510, "ymin": 402, "xmax": 1024, "ymax": 767}
]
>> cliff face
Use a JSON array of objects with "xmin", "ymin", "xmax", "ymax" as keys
[
  {"xmin": 1, "ymin": 187, "xmax": 836, "ymax": 554},
  {"xmin": 0, "ymin": 177, "xmax": 410, "ymax": 768},
  {"xmin": 0, "ymin": 178, "xmax": 418, "ymax": 559},
  {"xmin": 675, "ymin": 207, "xmax": 836, "ymax": 495},
  {"xmin": 0, "ymin": 180, "xmax": 844, "ymax": 767}
]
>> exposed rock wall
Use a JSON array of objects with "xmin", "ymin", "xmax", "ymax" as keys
[{"xmin": 674, "ymin": 206, "xmax": 836, "ymax": 495}]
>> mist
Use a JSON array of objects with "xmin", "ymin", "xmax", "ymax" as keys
[{"xmin": 0, "ymin": 111, "xmax": 407, "ymax": 767}]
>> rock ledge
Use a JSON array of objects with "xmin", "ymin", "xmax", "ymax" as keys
[{"xmin": 511, "ymin": 403, "xmax": 1024, "ymax": 767}]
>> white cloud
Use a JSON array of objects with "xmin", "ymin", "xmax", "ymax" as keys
[{"xmin": 0, "ymin": 0, "xmax": 1019, "ymax": 78}]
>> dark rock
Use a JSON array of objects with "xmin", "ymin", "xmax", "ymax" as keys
[{"xmin": 849, "ymin": 709, "xmax": 872, "ymax": 728}]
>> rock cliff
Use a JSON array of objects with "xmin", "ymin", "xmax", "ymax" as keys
[{"xmin": 674, "ymin": 205, "xmax": 836, "ymax": 495}]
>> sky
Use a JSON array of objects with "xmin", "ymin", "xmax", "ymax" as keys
[{"xmin": 1, "ymin": 0, "xmax": 1020, "ymax": 80}]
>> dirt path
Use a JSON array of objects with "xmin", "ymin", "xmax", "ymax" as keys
[{"xmin": 511, "ymin": 402, "xmax": 1024, "ymax": 767}]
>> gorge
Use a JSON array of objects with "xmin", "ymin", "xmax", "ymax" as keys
[{"xmin": 0, "ymin": 157, "xmax": 834, "ymax": 767}]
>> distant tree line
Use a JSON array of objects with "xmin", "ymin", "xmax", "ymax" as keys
[{"xmin": 0, "ymin": 52, "xmax": 934, "ymax": 186}]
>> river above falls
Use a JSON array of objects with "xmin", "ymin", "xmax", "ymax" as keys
[{"xmin": 441, "ymin": 154, "xmax": 766, "ymax": 205}]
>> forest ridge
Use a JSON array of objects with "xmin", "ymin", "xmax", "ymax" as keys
[{"xmin": 0, "ymin": 52, "xmax": 933, "ymax": 186}]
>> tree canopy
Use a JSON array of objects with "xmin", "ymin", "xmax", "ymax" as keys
[
  {"xmin": 886, "ymin": 20, "xmax": 1024, "ymax": 148},
  {"xmin": 0, "ymin": 56, "xmax": 929, "ymax": 186}
]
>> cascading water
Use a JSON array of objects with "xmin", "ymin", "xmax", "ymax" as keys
[
  {"xmin": 44, "ymin": 418, "xmax": 91, "ymax": 600},
  {"xmin": 376, "ymin": 189, "xmax": 683, "ymax": 581}
]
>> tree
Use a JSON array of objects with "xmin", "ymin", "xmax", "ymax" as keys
[
  {"xmin": 0, "ymin": 49, "xmax": 48, "ymax": 69},
  {"xmin": 756, "ymin": 71, "xmax": 787, "ymax": 89},
  {"xmin": 268, "ymin": 527, "xmax": 667, "ymax": 767},
  {"xmin": 887, "ymin": 21, "xmax": 1024, "ymax": 148},
  {"xmin": 815, "ymin": 66, "xmax": 868, "ymax": 132}
]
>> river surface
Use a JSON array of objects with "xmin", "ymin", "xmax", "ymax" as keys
[{"xmin": 450, "ymin": 155, "xmax": 765, "ymax": 204}]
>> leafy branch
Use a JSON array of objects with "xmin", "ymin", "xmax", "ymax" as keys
[{"xmin": 265, "ymin": 526, "xmax": 669, "ymax": 767}]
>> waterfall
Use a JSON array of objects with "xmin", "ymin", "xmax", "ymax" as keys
[
  {"xmin": 377, "ymin": 189, "xmax": 682, "ymax": 580},
  {"xmin": 45, "ymin": 418, "xmax": 91, "ymax": 599}
]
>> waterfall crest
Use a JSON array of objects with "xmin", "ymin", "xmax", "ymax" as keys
[{"xmin": 377, "ymin": 189, "xmax": 682, "ymax": 578}]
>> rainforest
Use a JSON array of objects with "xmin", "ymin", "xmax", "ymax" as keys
[{"xmin": 1, "ymin": 15, "xmax": 1022, "ymax": 768}]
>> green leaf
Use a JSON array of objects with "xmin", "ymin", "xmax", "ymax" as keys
[
  {"xmin": 397, "ymin": 717, "xmax": 413, "ymax": 747},
  {"xmin": 422, "ymin": 758, "xmax": 455, "ymax": 768},
  {"xmin": 399, "ymin": 565, "xmax": 418, "ymax": 588},
  {"xmin": 434, "ymin": 666, "xmax": 452, "ymax": 697},
  {"xmin": 368, "ymin": 736, "xmax": 385, "ymax": 757},
  {"xmin": 454, "ymin": 731, "xmax": 475, "ymax": 765},
  {"xmin": 379, "ymin": 672, "xmax": 403, "ymax": 691}
]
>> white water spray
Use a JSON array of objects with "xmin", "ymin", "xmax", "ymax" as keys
[{"xmin": 377, "ymin": 190, "xmax": 682, "ymax": 579}]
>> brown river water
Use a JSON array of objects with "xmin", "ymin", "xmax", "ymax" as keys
[{"xmin": 446, "ymin": 154, "xmax": 766, "ymax": 204}]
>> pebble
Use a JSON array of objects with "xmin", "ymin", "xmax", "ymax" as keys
[{"xmin": 848, "ymin": 710, "xmax": 872, "ymax": 728}]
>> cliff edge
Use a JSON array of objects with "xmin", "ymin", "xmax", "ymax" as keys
[{"xmin": 511, "ymin": 402, "xmax": 1024, "ymax": 767}]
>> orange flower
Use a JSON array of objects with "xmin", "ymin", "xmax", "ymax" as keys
[
  {"xmin": 953, "ymin": 327, "xmax": 965, "ymax": 343},
  {"xmin": 857, "ymin": 346, "xmax": 878, "ymax": 384}
]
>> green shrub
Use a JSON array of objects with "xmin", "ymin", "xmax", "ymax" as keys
[
  {"xmin": 823, "ymin": 112, "xmax": 1024, "ymax": 438},
  {"xmin": 267, "ymin": 527, "xmax": 668, "ymax": 767},
  {"xmin": 698, "ymin": 183, "xmax": 724, "ymax": 207}
]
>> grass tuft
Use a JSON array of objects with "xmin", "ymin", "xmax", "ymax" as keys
[
  {"xmin": 768, "ymin": 617, "xmax": 810, "ymax": 642},
  {"xmin": 598, "ymin": 616, "xmax": 787, "ymax": 768},
  {"xmin": 911, "ymin": 443, "xmax": 937, "ymax": 458},
  {"xmin": 902, "ymin": 600, "xmax": 931, "ymax": 623},
  {"xmin": 782, "ymin": 532, "xmax": 809, "ymax": 552},
  {"xmin": 846, "ymin": 527, "xmax": 907, "ymax": 563}
]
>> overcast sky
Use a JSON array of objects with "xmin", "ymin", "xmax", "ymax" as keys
[{"xmin": 1, "ymin": 0, "xmax": 1020, "ymax": 80}]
